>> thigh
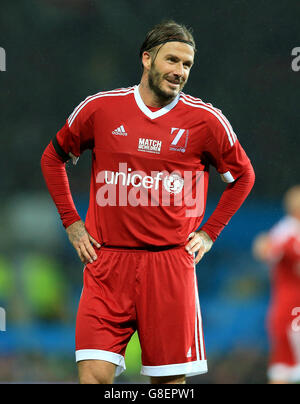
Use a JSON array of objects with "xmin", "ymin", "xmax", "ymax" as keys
[
  {"xmin": 78, "ymin": 360, "xmax": 116, "ymax": 384},
  {"xmin": 150, "ymin": 375, "xmax": 186, "ymax": 384},
  {"xmin": 137, "ymin": 247, "xmax": 208, "ymax": 378},
  {"xmin": 75, "ymin": 249, "xmax": 137, "ymax": 376},
  {"xmin": 268, "ymin": 307, "xmax": 295, "ymax": 366}
]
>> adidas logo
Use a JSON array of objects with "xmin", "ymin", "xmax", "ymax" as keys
[
  {"xmin": 112, "ymin": 125, "xmax": 128, "ymax": 136},
  {"xmin": 186, "ymin": 347, "xmax": 192, "ymax": 358}
]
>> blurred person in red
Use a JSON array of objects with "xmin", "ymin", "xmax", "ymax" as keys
[{"xmin": 253, "ymin": 185, "xmax": 300, "ymax": 384}]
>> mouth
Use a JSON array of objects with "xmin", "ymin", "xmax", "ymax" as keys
[{"xmin": 165, "ymin": 78, "xmax": 181, "ymax": 88}]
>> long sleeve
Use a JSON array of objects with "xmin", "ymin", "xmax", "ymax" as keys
[
  {"xmin": 41, "ymin": 141, "xmax": 81, "ymax": 228},
  {"xmin": 200, "ymin": 164, "xmax": 255, "ymax": 242}
]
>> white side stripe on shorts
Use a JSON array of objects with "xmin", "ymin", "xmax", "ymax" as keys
[
  {"xmin": 194, "ymin": 292, "xmax": 200, "ymax": 361},
  {"xmin": 194, "ymin": 265, "xmax": 205, "ymax": 361}
]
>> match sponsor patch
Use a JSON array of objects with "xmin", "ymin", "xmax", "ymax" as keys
[{"xmin": 138, "ymin": 138, "xmax": 162, "ymax": 154}]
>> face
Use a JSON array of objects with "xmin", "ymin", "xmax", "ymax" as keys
[
  {"xmin": 145, "ymin": 41, "xmax": 194, "ymax": 102},
  {"xmin": 285, "ymin": 187, "xmax": 300, "ymax": 219}
]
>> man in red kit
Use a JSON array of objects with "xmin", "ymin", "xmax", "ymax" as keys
[
  {"xmin": 253, "ymin": 185, "xmax": 300, "ymax": 384},
  {"xmin": 41, "ymin": 21, "xmax": 255, "ymax": 384}
]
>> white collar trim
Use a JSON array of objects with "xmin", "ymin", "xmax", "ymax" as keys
[{"xmin": 134, "ymin": 85, "xmax": 180, "ymax": 120}]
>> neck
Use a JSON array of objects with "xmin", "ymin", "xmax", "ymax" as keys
[{"xmin": 139, "ymin": 77, "xmax": 176, "ymax": 108}]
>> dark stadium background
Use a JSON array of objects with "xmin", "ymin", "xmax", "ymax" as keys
[{"xmin": 0, "ymin": 0, "xmax": 299, "ymax": 384}]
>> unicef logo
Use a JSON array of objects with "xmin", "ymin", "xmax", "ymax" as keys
[{"xmin": 163, "ymin": 173, "xmax": 184, "ymax": 194}]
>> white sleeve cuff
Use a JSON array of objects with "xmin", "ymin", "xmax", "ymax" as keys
[{"xmin": 220, "ymin": 171, "xmax": 235, "ymax": 183}]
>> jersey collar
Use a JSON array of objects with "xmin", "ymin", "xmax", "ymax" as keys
[{"xmin": 134, "ymin": 85, "xmax": 180, "ymax": 120}]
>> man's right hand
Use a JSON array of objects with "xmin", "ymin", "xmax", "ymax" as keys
[
  {"xmin": 252, "ymin": 232, "xmax": 271, "ymax": 262},
  {"xmin": 66, "ymin": 220, "xmax": 101, "ymax": 264}
]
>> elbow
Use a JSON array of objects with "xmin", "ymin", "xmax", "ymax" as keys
[
  {"xmin": 248, "ymin": 163, "xmax": 256, "ymax": 188},
  {"xmin": 40, "ymin": 147, "xmax": 47, "ymax": 172},
  {"xmin": 40, "ymin": 142, "xmax": 65, "ymax": 172}
]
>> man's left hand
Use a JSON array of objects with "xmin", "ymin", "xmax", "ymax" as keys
[{"xmin": 185, "ymin": 230, "xmax": 213, "ymax": 264}]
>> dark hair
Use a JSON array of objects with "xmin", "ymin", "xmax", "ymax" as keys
[{"xmin": 139, "ymin": 20, "xmax": 196, "ymax": 59}]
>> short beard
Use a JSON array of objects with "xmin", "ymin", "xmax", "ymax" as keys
[{"xmin": 148, "ymin": 65, "xmax": 175, "ymax": 103}]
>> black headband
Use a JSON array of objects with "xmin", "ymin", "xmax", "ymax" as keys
[{"xmin": 140, "ymin": 39, "xmax": 195, "ymax": 58}]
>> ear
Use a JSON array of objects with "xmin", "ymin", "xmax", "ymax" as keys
[{"xmin": 141, "ymin": 51, "xmax": 152, "ymax": 71}]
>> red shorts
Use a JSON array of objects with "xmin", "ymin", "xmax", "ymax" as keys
[
  {"xmin": 75, "ymin": 246, "xmax": 207, "ymax": 378},
  {"xmin": 267, "ymin": 305, "xmax": 300, "ymax": 382}
]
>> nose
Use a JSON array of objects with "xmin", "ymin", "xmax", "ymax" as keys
[{"xmin": 173, "ymin": 62, "xmax": 184, "ymax": 77}]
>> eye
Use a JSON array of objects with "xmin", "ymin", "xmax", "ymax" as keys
[{"xmin": 184, "ymin": 63, "xmax": 192, "ymax": 70}]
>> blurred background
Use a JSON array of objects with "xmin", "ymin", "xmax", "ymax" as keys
[{"xmin": 0, "ymin": 0, "xmax": 299, "ymax": 384}]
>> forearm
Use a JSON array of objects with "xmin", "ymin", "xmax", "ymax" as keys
[
  {"xmin": 41, "ymin": 142, "xmax": 81, "ymax": 228},
  {"xmin": 201, "ymin": 164, "xmax": 255, "ymax": 242}
]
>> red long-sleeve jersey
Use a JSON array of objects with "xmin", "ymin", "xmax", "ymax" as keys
[{"xmin": 41, "ymin": 86, "xmax": 255, "ymax": 247}]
